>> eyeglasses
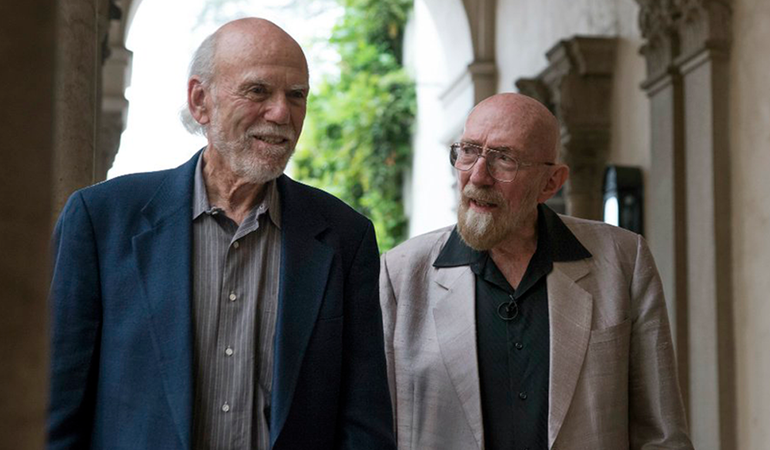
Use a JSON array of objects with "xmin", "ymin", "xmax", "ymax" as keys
[{"xmin": 449, "ymin": 142, "xmax": 555, "ymax": 183}]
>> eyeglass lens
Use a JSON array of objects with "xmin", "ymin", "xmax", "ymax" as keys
[{"xmin": 450, "ymin": 143, "xmax": 518, "ymax": 182}]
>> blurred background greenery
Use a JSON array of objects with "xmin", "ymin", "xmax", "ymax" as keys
[{"xmin": 294, "ymin": 0, "xmax": 416, "ymax": 252}]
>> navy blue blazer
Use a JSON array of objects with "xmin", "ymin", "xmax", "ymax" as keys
[{"xmin": 48, "ymin": 152, "xmax": 396, "ymax": 449}]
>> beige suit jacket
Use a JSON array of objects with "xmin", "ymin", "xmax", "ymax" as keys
[{"xmin": 380, "ymin": 215, "xmax": 693, "ymax": 450}]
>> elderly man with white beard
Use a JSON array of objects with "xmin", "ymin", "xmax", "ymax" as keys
[
  {"xmin": 379, "ymin": 93, "xmax": 693, "ymax": 450},
  {"xmin": 47, "ymin": 18, "xmax": 395, "ymax": 450}
]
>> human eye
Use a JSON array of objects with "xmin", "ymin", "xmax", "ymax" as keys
[
  {"xmin": 246, "ymin": 84, "xmax": 269, "ymax": 96},
  {"xmin": 287, "ymin": 89, "xmax": 307, "ymax": 100},
  {"xmin": 460, "ymin": 143, "xmax": 480, "ymax": 155},
  {"xmin": 490, "ymin": 150, "xmax": 517, "ymax": 168},
  {"xmin": 287, "ymin": 90, "xmax": 308, "ymax": 106}
]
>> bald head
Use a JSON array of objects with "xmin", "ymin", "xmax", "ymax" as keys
[
  {"xmin": 212, "ymin": 18, "xmax": 308, "ymax": 80},
  {"xmin": 463, "ymin": 93, "xmax": 560, "ymax": 163},
  {"xmin": 182, "ymin": 18, "xmax": 309, "ymax": 136},
  {"xmin": 456, "ymin": 93, "xmax": 568, "ymax": 251}
]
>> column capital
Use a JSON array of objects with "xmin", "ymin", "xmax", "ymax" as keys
[
  {"xmin": 636, "ymin": 0, "xmax": 732, "ymax": 82},
  {"xmin": 636, "ymin": 0, "xmax": 680, "ymax": 80},
  {"xmin": 675, "ymin": 0, "xmax": 732, "ymax": 61},
  {"xmin": 516, "ymin": 36, "xmax": 617, "ymax": 220},
  {"xmin": 467, "ymin": 59, "xmax": 497, "ymax": 104},
  {"xmin": 540, "ymin": 37, "xmax": 616, "ymax": 148}
]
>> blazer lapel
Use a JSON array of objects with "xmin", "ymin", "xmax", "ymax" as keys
[
  {"xmin": 432, "ymin": 266, "xmax": 484, "ymax": 449},
  {"xmin": 547, "ymin": 259, "xmax": 592, "ymax": 448},
  {"xmin": 132, "ymin": 152, "xmax": 198, "ymax": 449},
  {"xmin": 270, "ymin": 176, "xmax": 333, "ymax": 446}
]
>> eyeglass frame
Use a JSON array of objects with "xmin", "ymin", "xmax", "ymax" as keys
[{"xmin": 449, "ymin": 141, "xmax": 556, "ymax": 183}]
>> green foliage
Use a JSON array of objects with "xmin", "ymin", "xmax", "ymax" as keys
[{"xmin": 295, "ymin": 0, "xmax": 416, "ymax": 252}]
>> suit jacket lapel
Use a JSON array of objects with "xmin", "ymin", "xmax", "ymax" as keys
[
  {"xmin": 547, "ymin": 259, "xmax": 592, "ymax": 448},
  {"xmin": 270, "ymin": 176, "xmax": 333, "ymax": 446},
  {"xmin": 132, "ymin": 152, "xmax": 198, "ymax": 449},
  {"xmin": 433, "ymin": 265, "xmax": 484, "ymax": 449}
]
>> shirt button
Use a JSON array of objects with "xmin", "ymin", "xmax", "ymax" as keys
[
  {"xmin": 229, "ymin": 292, "xmax": 237, "ymax": 301},
  {"xmin": 225, "ymin": 347, "xmax": 234, "ymax": 356},
  {"xmin": 515, "ymin": 342, "xmax": 524, "ymax": 350},
  {"xmin": 221, "ymin": 403, "xmax": 230, "ymax": 412},
  {"xmin": 233, "ymin": 241, "xmax": 240, "ymax": 249},
  {"xmin": 519, "ymin": 391, "xmax": 528, "ymax": 400}
]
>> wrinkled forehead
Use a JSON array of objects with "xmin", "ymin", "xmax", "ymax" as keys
[
  {"xmin": 462, "ymin": 100, "xmax": 558, "ymax": 160},
  {"xmin": 215, "ymin": 23, "xmax": 309, "ymax": 76}
]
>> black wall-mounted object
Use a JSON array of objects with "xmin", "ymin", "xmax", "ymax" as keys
[{"xmin": 603, "ymin": 165, "xmax": 644, "ymax": 235}]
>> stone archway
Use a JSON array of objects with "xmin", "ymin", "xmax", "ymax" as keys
[
  {"xmin": 51, "ymin": 0, "xmax": 140, "ymax": 218},
  {"xmin": 0, "ymin": 1, "xmax": 139, "ymax": 445},
  {"xmin": 406, "ymin": 0, "xmax": 498, "ymax": 236}
]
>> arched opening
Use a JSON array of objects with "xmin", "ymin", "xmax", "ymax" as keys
[
  {"xmin": 109, "ymin": 0, "xmax": 342, "ymax": 179},
  {"xmin": 405, "ymin": 0, "xmax": 476, "ymax": 236}
]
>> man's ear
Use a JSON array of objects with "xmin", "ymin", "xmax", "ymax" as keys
[
  {"xmin": 537, "ymin": 164, "xmax": 569, "ymax": 203},
  {"xmin": 188, "ymin": 77, "xmax": 211, "ymax": 126}
]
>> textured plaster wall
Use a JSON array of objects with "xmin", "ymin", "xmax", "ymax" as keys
[{"xmin": 730, "ymin": 0, "xmax": 770, "ymax": 447}]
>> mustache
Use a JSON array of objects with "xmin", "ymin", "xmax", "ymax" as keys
[
  {"xmin": 462, "ymin": 184, "xmax": 504, "ymax": 205},
  {"xmin": 246, "ymin": 124, "xmax": 296, "ymax": 142}
]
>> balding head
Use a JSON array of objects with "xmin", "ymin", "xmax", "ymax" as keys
[
  {"xmin": 181, "ymin": 18, "xmax": 309, "ymax": 136},
  {"xmin": 456, "ymin": 93, "xmax": 569, "ymax": 251},
  {"xmin": 463, "ymin": 93, "xmax": 560, "ymax": 163},
  {"xmin": 212, "ymin": 18, "xmax": 308, "ymax": 83},
  {"xmin": 184, "ymin": 18, "xmax": 310, "ymax": 184}
]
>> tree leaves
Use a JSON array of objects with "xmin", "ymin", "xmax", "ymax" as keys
[{"xmin": 295, "ymin": 0, "xmax": 415, "ymax": 252}]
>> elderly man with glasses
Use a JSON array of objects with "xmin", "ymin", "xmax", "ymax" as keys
[{"xmin": 379, "ymin": 93, "xmax": 693, "ymax": 450}]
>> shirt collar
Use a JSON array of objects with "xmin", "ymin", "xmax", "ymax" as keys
[
  {"xmin": 433, "ymin": 203, "xmax": 591, "ymax": 269},
  {"xmin": 192, "ymin": 151, "xmax": 282, "ymax": 230},
  {"xmin": 192, "ymin": 153, "xmax": 210, "ymax": 220}
]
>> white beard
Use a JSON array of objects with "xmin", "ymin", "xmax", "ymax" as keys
[
  {"xmin": 458, "ymin": 201, "xmax": 507, "ymax": 251},
  {"xmin": 208, "ymin": 117, "xmax": 296, "ymax": 185},
  {"xmin": 457, "ymin": 183, "xmax": 538, "ymax": 251}
]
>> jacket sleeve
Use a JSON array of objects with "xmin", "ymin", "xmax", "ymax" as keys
[
  {"xmin": 337, "ymin": 221, "xmax": 396, "ymax": 450},
  {"xmin": 628, "ymin": 234, "xmax": 694, "ymax": 450},
  {"xmin": 47, "ymin": 192, "xmax": 102, "ymax": 450}
]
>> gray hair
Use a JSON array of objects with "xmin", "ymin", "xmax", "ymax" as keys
[{"xmin": 180, "ymin": 32, "xmax": 218, "ymax": 136}]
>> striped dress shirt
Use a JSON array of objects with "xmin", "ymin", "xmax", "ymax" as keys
[{"xmin": 191, "ymin": 156, "xmax": 281, "ymax": 450}]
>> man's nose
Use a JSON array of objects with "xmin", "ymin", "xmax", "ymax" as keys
[
  {"xmin": 263, "ymin": 95, "xmax": 291, "ymax": 125},
  {"xmin": 468, "ymin": 155, "xmax": 495, "ymax": 186}
]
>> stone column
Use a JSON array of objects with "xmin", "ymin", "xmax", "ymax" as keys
[
  {"xmin": 97, "ymin": 0, "xmax": 132, "ymax": 181},
  {"xmin": 0, "ymin": 0, "xmax": 56, "ymax": 448},
  {"xmin": 517, "ymin": 37, "xmax": 617, "ymax": 220},
  {"xmin": 637, "ymin": 1, "xmax": 735, "ymax": 448},
  {"xmin": 52, "ymin": 0, "xmax": 112, "ymax": 220},
  {"xmin": 636, "ymin": 0, "xmax": 690, "ymax": 410},
  {"xmin": 462, "ymin": 0, "xmax": 498, "ymax": 103},
  {"xmin": 468, "ymin": 60, "xmax": 497, "ymax": 105},
  {"xmin": 676, "ymin": 1, "xmax": 735, "ymax": 449}
]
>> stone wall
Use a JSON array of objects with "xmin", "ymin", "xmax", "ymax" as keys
[
  {"xmin": 730, "ymin": 0, "xmax": 770, "ymax": 448},
  {"xmin": 0, "ymin": 1, "xmax": 56, "ymax": 448}
]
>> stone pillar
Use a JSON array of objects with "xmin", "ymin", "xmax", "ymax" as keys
[
  {"xmin": 0, "ymin": 0, "xmax": 56, "ymax": 448},
  {"xmin": 636, "ymin": 0, "xmax": 690, "ymax": 410},
  {"xmin": 676, "ymin": 1, "xmax": 735, "ymax": 449},
  {"xmin": 517, "ymin": 37, "xmax": 617, "ymax": 220},
  {"xmin": 53, "ymin": 0, "xmax": 112, "ymax": 220},
  {"xmin": 637, "ymin": 1, "xmax": 735, "ymax": 448},
  {"xmin": 468, "ymin": 60, "xmax": 497, "ymax": 105},
  {"xmin": 97, "ymin": 0, "xmax": 132, "ymax": 181},
  {"xmin": 462, "ymin": 0, "xmax": 497, "ymax": 103}
]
